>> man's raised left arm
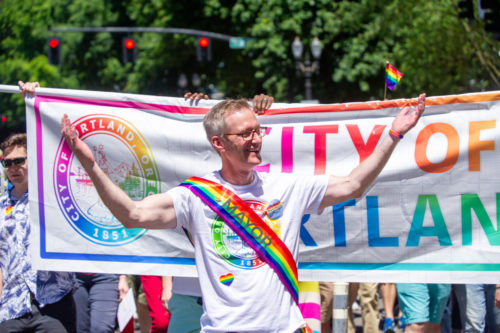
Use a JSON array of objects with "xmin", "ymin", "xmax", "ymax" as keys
[{"xmin": 319, "ymin": 93, "xmax": 426, "ymax": 210}]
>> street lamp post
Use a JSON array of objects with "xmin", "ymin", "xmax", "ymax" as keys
[{"xmin": 291, "ymin": 36, "xmax": 322, "ymax": 101}]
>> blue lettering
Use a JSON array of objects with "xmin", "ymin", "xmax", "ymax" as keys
[
  {"xmin": 367, "ymin": 196, "xmax": 398, "ymax": 247},
  {"xmin": 332, "ymin": 199, "xmax": 356, "ymax": 247}
]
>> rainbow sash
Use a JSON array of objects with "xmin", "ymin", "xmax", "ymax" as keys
[{"xmin": 179, "ymin": 176, "xmax": 300, "ymax": 304}]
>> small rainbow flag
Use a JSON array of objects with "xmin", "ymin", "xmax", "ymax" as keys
[
  {"xmin": 5, "ymin": 205, "xmax": 13, "ymax": 219},
  {"xmin": 385, "ymin": 62, "xmax": 403, "ymax": 91}
]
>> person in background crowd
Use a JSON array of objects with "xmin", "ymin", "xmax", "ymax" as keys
[
  {"xmin": 73, "ymin": 273, "xmax": 129, "ymax": 333},
  {"xmin": 396, "ymin": 283, "xmax": 450, "ymax": 333},
  {"xmin": 128, "ymin": 275, "xmax": 154, "ymax": 333},
  {"xmin": 166, "ymin": 276, "xmax": 203, "ymax": 333},
  {"xmin": 0, "ymin": 131, "xmax": 77, "ymax": 332},
  {"xmin": 380, "ymin": 283, "xmax": 404, "ymax": 333},
  {"xmin": 141, "ymin": 275, "xmax": 172, "ymax": 332},
  {"xmin": 319, "ymin": 282, "xmax": 380, "ymax": 333},
  {"xmin": 0, "ymin": 146, "xmax": 5, "ymax": 298},
  {"xmin": 348, "ymin": 283, "xmax": 379, "ymax": 333},
  {"xmin": 496, "ymin": 284, "xmax": 500, "ymax": 309},
  {"xmin": 455, "ymin": 283, "xmax": 500, "ymax": 333}
]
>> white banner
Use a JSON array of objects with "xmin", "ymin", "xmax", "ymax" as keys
[{"xmin": 24, "ymin": 88, "xmax": 500, "ymax": 283}]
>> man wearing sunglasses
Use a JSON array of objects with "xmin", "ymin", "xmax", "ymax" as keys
[
  {"xmin": 0, "ymin": 132, "xmax": 77, "ymax": 332},
  {"xmin": 61, "ymin": 92, "xmax": 426, "ymax": 332}
]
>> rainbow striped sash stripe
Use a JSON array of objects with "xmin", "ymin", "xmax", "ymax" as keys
[
  {"xmin": 386, "ymin": 62, "xmax": 403, "ymax": 91},
  {"xmin": 179, "ymin": 176, "xmax": 300, "ymax": 304}
]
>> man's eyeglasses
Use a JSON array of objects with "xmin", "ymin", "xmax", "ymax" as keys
[
  {"xmin": 223, "ymin": 126, "xmax": 268, "ymax": 141},
  {"xmin": 1, "ymin": 157, "xmax": 27, "ymax": 168}
]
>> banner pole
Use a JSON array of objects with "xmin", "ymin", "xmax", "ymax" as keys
[
  {"xmin": 0, "ymin": 84, "xmax": 21, "ymax": 94},
  {"xmin": 384, "ymin": 61, "xmax": 388, "ymax": 101}
]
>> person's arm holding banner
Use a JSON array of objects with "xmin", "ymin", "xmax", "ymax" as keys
[
  {"xmin": 184, "ymin": 92, "xmax": 273, "ymax": 114},
  {"xmin": 18, "ymin": 80, "xmax": 39, "ymax": 97},
  {"xmin": 319, "ymin": 93, "xmax": 426, "ymax": 210}
]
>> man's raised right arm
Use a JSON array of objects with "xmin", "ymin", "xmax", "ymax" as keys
[{"xmin": 61, "ymin": 114, "xmax": 177, "ymax": 230}]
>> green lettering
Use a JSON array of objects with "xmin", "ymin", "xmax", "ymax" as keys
[
  {"xmin": 406, "ymin": 195, "xmax": 452, "ymax": 247},
  {"xmin": 461, "ymin": 193, "xmax": 500, "ymax": 246}
]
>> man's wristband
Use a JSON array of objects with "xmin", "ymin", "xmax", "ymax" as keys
[{"xmin": 389, "ymin": 129, "xmax": 403, "ymax": 139}]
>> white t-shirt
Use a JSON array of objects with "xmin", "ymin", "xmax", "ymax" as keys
[{"xmin": 169, "ymin": 171, "xmax": 328, "ymax": 333}]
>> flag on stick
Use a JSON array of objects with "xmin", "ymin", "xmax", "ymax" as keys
[{"xmin": 385, "ymin": 62, "xmax": 403, "ymax": 91}]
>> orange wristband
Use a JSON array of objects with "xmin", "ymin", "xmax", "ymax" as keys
[{"xmin": 389, "ymin": 129, "xmax": 403, "ymax": 139}]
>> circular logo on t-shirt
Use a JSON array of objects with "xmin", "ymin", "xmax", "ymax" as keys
[
  {"xmin": 211, "ymin": 200, "xmax": 281, "ymax": 269},
  {"xmin": 53, "ymin": 114, "xmax": 161, "ymax": 246}
]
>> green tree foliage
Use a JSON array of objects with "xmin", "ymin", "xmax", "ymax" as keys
[
  {"xmin": 0, "ymin": 0, "xmax": 498, "ymax": 137},
  {"xmin": 213, "ymin": 0, "xmax": 499, "ymax": 101}
]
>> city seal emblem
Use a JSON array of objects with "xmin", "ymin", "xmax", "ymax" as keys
[
  {"xmin": 53, "ymin": 114, "xmax": 161, "ymax": 246},
  {"xmin": 211, "ymin": 200, "xmax": 280, "ymax": 269}
]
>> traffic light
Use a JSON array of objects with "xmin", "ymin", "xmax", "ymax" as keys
[
  {"xmin": 48, "ymin": 37, "xmax": 61, "ymax": 65},
  {"xmin": 196, "ymin": 37, "xmax": 212, "ymax": 62},
  {"xmin": 482, "ymin": 0, "xmax": 500, "ymax": 33},
  {"xmin": 458, "ymin": 0, "xmax": 474, "ymax": 19},
  {"xmin": 122, "ymin": 37, "xmax": 137, "ymax": 64},
  {"xmin": 1, "ymin": 115, "xmax": 6, "ymax": 123}
]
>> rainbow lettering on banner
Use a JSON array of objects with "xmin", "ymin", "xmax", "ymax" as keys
[
  {"xmin": 180, "ymin": 176, "xmax": 300, "ymax": 304},
  {"xmin": 386, "ymin": 62, "xmax": 403, "ymax": 91},
  {"xmin": 5, "ymin": 205, "xmax": 13, "ymax": 219}
]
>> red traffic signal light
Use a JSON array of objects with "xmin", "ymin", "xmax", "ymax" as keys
[
  {"xmin": 1, "ymin": 116, "xmax": 6, "ymax": 123},
  {"xmin": 199, "ymin": 37, "xmax": 209, "ymax": 48},
  {"xmin": 196, "ymin": 37, "xmax": 212, "ymax": 62},
  {"xmin": 122, "ymin": 37, "xmax": 137, "ymax": 64},
  {"xmin": 47, "ymin": 37, "xmax": 61, "ymax": 65},
  {"xmin": 124, "ymin": 39, "xmax": 135, "ymax": 50},
  {"xmin": 49, "ymin": 38, "xmax": 60, "ymax": 49}
]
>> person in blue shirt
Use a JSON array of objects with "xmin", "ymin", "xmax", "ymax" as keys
[{"xmin": 0, "ymin": 82, "xmax": 78, "ymax": 332}]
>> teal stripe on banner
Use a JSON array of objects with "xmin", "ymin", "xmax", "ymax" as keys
[{"xmin": 298, "ymin": 262, "xmax": 500, "ymax": 271}]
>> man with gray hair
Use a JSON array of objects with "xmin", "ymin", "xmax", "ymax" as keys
[{"xmin": 61, "ymin": 93, "xmax": 425, "ymax": 332}]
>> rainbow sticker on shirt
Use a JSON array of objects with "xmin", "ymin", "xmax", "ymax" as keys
[
  {"xmin": 53, "ymin": 115, "xmax": 161, "ymax": 246},
  {"xmin": 211, "ymin": 200, "xmax": 281, "ymax": 269},
  {"xmin": 266, "ymin": 199, "xmax": 283, "ymax": 220},
  {"xmin": 219, "ymin": 273, "xmax": 234, "ymax": 286},
  {"xmin": 4, "ymin": 205, "xmax": 13, "ymax": 220}
]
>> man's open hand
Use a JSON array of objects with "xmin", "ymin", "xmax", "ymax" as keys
[
  {"xmin": 61, "ymin": 114, "xmax": 95, "ymax": 170},
  {"xmin": 390, "ymin": 93, "xmax": 426, "ymax": 136}
]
